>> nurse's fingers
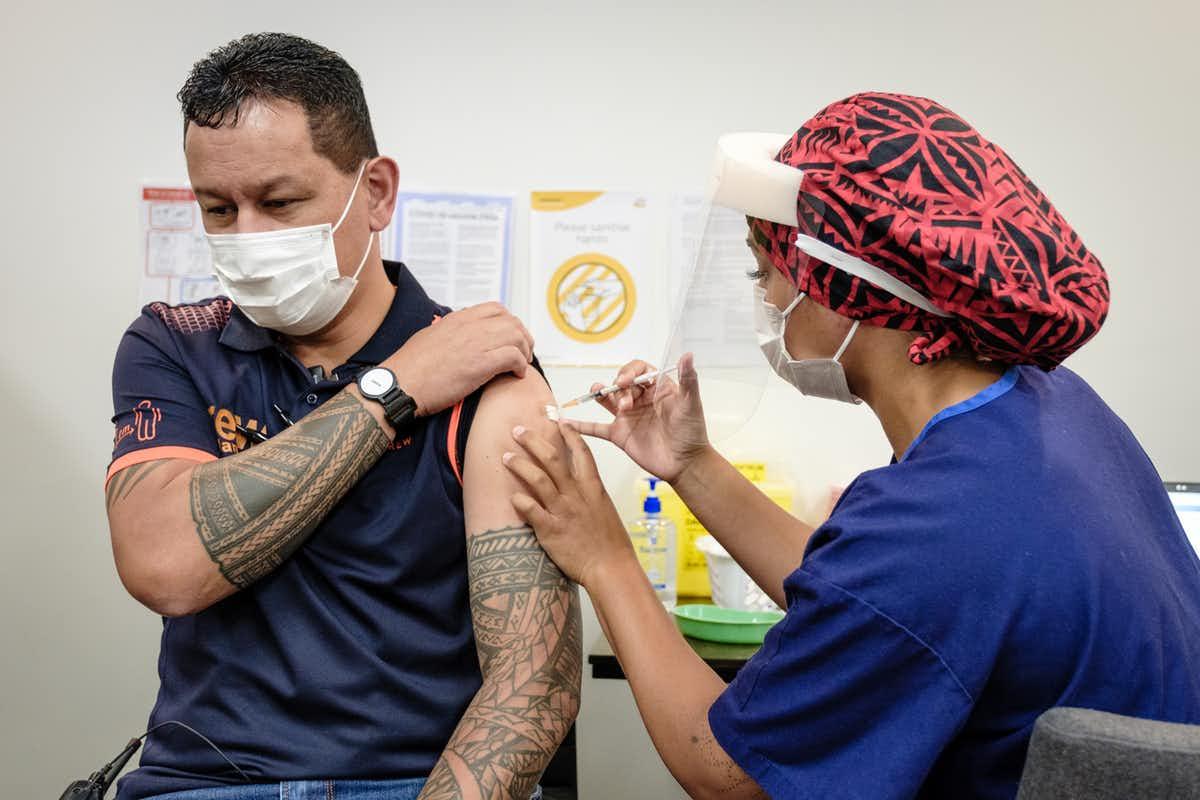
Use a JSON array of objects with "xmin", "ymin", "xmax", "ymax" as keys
[
  {"xmin": 511, "ymin": 492, "xmax": 553, "ymax": 530},
  {"xmin": 648, "ymin": 373, "xmax": 679, "ymax": 407},
  {"xmin": 512, "ymin": 425, "xmax": 571, "ymax": 491},
  {"xmin": 614, "ymin": 359, "xmax": 658, "ymax": 389},
  {"xmin": 678, "ymin": 352, "xmax": 699, "ymax": 392},
  {"xmin": 616, "ymin": 383, "xmax": 651, "ymax": 412},
  {"xmin": 503, "ymin": 451, "xmax": 559, "ymax": 509},
  {"xmin": 564, "ymin": 418, "xmax": 613, "ymax": 443},
  {"xmin": 591, "ymin": 383, "xmax": 620, "ymax": 417},
  {"xmin": 558, "ymin": 420, "xmax": 601, "ymax": 482}
]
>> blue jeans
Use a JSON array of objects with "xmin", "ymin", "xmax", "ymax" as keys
[{"xmin": 150, "ymin": 779, "xmax": 543, "ymax": 800}]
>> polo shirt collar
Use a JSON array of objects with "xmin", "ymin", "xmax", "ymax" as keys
[
  {"xmin": 217, "ymin": 261, "xmax": 442, "ymax": 366},
  {"xmin": 345, "ymin": 261, "xmax": 441, "ymax": 367},
  {"xmin": 218, "ymin": 305, "xmax": 274, "ymax": 352}
]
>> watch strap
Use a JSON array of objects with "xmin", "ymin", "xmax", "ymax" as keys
[{"xmin": 377, "ymin": 385, "xmax": 417, "ymax": 430}]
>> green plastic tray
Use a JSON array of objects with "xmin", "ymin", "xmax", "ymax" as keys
[{"xmin": 672, "ymin": 604, "xmax": 785, "ymax": 644}]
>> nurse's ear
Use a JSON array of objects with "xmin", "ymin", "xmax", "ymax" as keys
[
  {"xmin": 760, "ymin": 256, "xmax": 795, "ymax": 311},
  {"xmin": 836, "ymin": 323, "xmax": 931, "ymax": 403},
  {"xmin": 782, "ymin": 291, "xmax": 856, "ymax": 363}
]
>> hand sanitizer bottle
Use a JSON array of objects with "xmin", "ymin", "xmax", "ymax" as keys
[{"xmin": 628, "ymin": 478, "xmax": 678, "ymax": 610}]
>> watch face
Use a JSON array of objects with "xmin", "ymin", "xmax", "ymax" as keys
[{"xmin": 359, "ymin": 367, "xmax": 394, "ymax": 397}]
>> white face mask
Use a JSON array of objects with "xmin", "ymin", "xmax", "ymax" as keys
[
  {"xmin": 206, "ymin": 161, "xmax": 376, "ymax": 336},
  {"xmin": 753, "ymin": 284, "xmax": 862, "ymax": 404}
]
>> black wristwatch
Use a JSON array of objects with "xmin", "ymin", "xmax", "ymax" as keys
[{"xmin": 357, "ymin": 366, "xmax": 417, "ymax": 430}]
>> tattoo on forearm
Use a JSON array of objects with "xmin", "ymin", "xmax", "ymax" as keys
[
  {"xmin": 189, "ymin": 391, "xmax": 389, "ymax": 587},
  {"xmin": 106, "ymin": 461, "xmax": 167, "ymax": 511},
  {"xmin": 420, "ymin": 525, "xmax": 582, "ymax": 800}
]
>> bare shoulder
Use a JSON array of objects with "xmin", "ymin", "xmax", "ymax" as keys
[
  {"xmin": 461, "ymin": 369, "xmax": 557, "ymax": 526},
  {"xmin": 468, "ymin": 368, "xmax": 556, "ymax": 452}
]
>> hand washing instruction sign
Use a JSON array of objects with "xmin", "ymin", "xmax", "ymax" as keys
[
  {"xmin": 529, "ymin": 191, "xmax": 654, "ymax": 365},
  {"xmin": 139, "ymin": 185, "xmax": 220, "ymax": 307}
]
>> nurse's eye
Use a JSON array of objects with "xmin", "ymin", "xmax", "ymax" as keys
[
  {"xmin": 205, "ymin": 204, "xmax": 234, "ymax": 219},
  {"xmin": 745, "ymin": 268, "xmax": 768, "ymax": 282},
  {"xmin": 262, "ymin": 199, "xmax": 297, "ymax": 210}
]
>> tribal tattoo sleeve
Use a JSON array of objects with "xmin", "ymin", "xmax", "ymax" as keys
[
  {"xmin": 189, "ymin": 391, "xmax": 390, "ymax": 587},
  {"xmin": 419, "ymin": 525, "xmax": 582, "ymax": 800},
  {"xmin": 106, "ymin": 460, "xmax": 169, "ymax": 512}
]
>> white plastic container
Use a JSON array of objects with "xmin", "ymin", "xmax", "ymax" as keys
[{"xmin": 694, "ymin": 535, "xmax": 779, "ymax": 612}]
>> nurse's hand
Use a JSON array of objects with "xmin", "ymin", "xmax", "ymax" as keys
[
  {"xmin": 570, "ymin": 353, "xmax": 710, "ymax": 484},
  {"xmin": 505, "ymin": 420, "xmax": 636, "ymax": 589}
]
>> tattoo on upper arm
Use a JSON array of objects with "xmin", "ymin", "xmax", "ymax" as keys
[
  {"xmin": 189, "ymin": 391, "xmax": 389, "ymax": 588},
  {"xmin": 106, "ymin": 461, "xmax": 168, "ymax": 511},
  {"xmin": 420, "ymin": 525, "xmax": 582, "ymax": 800}
]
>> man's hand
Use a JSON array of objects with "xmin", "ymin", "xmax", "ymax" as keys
[{"xmin": 384, "ymin": 302, "xmax": 534, "ymax": 416}]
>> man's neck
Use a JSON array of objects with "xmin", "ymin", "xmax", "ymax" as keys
[{"xmin": 281, "ymin": 258, "xmax": 395, "ymax": 375}]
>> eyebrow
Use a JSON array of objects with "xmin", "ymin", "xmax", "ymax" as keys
[{"xmin": 193, "ymin": 175, "xmax": 307, "ymax": 200}]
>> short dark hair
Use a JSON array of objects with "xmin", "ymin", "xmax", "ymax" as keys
[{"xmin": 177, "ymin": 32, "xmax": 378, "ymax": 173}]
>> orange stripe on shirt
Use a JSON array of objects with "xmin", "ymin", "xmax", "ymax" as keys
[
  {"xmin": 447, "ymin": 401, "xmax": 464, "ymax": 486},
  {"xmin": 105, "ymin": 446, "xmax": 217, "ymax": 489}
]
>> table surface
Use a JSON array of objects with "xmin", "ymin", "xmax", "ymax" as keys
[{"xmin": 588, "ymin": 633, "xmax": 761, "ymax": 682}]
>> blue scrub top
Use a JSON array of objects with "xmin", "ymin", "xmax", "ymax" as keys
[{"xmin": 709, "ymin": 366, "xmax": 1200, "ymax": 800}]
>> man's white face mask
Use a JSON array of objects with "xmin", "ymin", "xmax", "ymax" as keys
[
  {"xmin": 206, "ymin": 161, "xmax": 375, "ymax": 336},
  {"xmin": 753, "ymin": 284, "xmax": 862, "ymax": 404}
]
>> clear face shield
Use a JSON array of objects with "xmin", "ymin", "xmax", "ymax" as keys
[{"xmin": 656, "ymin": 133, "xmax": 804, "ymax": 441}]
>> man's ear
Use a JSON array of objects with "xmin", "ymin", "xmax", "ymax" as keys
[{"xmin": 365, "ymin": 156, "xmax": 400, "ymax": 233}]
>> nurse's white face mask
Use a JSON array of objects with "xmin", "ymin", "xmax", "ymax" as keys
[
  {"xmin": 753, "ymin": 284, "xmax": 862, "ymax": 404},
  {"xmin": 207, "ymin": 161, "xmax": 375, "ymax": 336}
]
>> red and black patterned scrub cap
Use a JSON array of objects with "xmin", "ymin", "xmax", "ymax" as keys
[{"xmin": 749, "ymin": 92, "xmax": 1109, "ymax": 368}]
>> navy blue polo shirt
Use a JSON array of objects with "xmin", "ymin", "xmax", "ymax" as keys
[
  {"xmin": 109, "ymin": 262, "xmax": 488, "ymax": 799},
  {"xmin": 710, "ymin": 366, "xmax": 1200, "ymax": 800}
]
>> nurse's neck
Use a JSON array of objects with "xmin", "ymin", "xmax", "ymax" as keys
[{"xmin": 846, "ymin": 328, "xmax": 1007, "ymax": 460}]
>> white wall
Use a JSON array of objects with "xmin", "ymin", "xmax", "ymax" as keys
[{"xmin": 2, "ymin": 1, "xmax": 1197, "ymax": 796}]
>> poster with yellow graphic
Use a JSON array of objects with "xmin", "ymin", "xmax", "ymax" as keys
[{"xmin": 530, "ymin": 191, "xmax": 654, "ymax": 365}]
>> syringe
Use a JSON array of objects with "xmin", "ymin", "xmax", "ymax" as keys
[{"xmin": 560, "ymin": 366, "xmax": 679, "ymax": 409}]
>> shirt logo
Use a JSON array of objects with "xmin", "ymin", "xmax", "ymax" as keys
[
  {"xmin": 113, "ymin": 423, "xmax": 134, "ymax": 449},
  {"xmin": 134, "ymin": 400, "xmax": 162, "ymax": 442},
  {"xmin": 208, "ymin": 405, "xmax": 268, "ymax": 454}
]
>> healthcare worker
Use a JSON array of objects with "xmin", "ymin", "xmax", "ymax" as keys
[{"xmin": 501, "ymin": 93, "xmax": 1200, "ymax": 799}]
